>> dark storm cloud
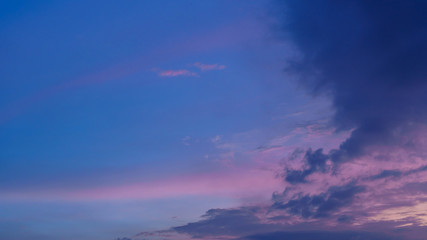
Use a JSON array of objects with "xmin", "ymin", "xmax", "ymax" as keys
[
  {"xmin": 278, "ymin": 0, "xmax": 427, "ymax": 182},
  {"xmin": 272, "ymin": 182, "xmax": 365, "ymax": 219}
]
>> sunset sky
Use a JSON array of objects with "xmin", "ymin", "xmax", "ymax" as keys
[{"xmin": 1, "ymin": 1, "xmax": 427, "ymax": 240}]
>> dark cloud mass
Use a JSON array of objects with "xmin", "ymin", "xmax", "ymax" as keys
[
  {"xmin": 272, "ymin": 182, "xmax": 365, "ymax": 219},
  {"xmin": 173, "ymin": 207, "xmax": 281, "ymax": 238},
  {"xmin": 170, "ymin": 205, "xmax": 401, "ymax": 240},
  {"xmin": 284, "ymin": 148, "xmax": 329, "ymax": 184},
  {"xmin": 280, "ymin": 0, "xmax": 427, "ymax": 182}
]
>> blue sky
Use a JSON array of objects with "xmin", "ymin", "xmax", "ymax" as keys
[
  {"xmin": 1, "ymin": 1, "xmax": 314, "ymax": 239},
  {"xmin": 2, "ymin": 1, "xmax": 427, "ymax": 240}
]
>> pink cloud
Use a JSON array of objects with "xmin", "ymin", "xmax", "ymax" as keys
[
  {"xmin": 193, "ymin": 62, "xmax": 226, "ymax": 71},
  {"xmin": 158, "ymin": 69, "xmax": 199, "ymax": 77},
  {"xmin": 1, "ymin": 168, "xmax": 282, "ymax": 202}
]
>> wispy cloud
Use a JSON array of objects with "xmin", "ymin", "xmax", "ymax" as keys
[
  {"xmin": 0, "ymin": 169, "xmax": 281, "ymax": 201},
  {"xmin": 193, "ymin": 62, "xmax": 226, "ymax": 71},
  {"xmin": 157, "ymin": 69, "xmax": 199, "ymax": 77},
  {"xmin": 154, "ymin": 62, "xmax": 226, "ymax": 78}
]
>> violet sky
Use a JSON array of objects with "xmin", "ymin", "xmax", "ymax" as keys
[{"xmin": 1, "ymin": 1, "xmax": 427, "ymax": 240}]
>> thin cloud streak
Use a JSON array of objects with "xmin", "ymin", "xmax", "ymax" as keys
[
  {"xmin": 0, "ymin": 17, "xmax": 262, "ymax": 125},
  {"xmin": 157, "ymin": 69, "xmax": 199, "ymax": 77},
  {"xmin": 193, "ymin": 62, "xmax": 226, "ymax": 71},
  {"xmin": 0, "ymin": 169, "xmax": 282, "ymax": 202}
]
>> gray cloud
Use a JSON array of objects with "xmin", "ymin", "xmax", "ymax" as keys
[
  {"xmin": 272, "ymin": 182, "xmax": 365, "ymax": 219},
  {"xmin": 173, "ymin": 207, "xmax": 281, "ymax": 238},
  {"xmin": 278, "ymin": 0, "xmax": 427, "ymax": 182},
  {"xmin": 284, "ymin": 148, "xmax": 329, "ymax": 184}
]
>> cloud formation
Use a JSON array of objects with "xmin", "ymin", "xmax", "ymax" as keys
[
  {"xmin": 283, "ymin": 148, "xmax": 329, "ymax": 184},
  {"xmin": 272, "ymin": 182, "xmax": 365, "ymax": 219},
  {"xmin": 173, "ymin": 207, "xmax": 280, "ymax": 238},
  {"xmin": 270, "ymin": 2, "xmax": 427, "ymax": 235},
  {"xmin": 279, "ymin": 0, "xmax": 427, "ymax": 180},
  {"xmin": 131, "ymin": 1, "xmax": 427, "ymax": 239}
]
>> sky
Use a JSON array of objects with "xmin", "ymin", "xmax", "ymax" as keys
[{"xmin": 1, "ymin": 0, "xmax": 427, "ymax": 240}]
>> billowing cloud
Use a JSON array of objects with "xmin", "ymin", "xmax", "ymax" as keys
[
  {"xmin": 278, "ymin": 0, "xmax": 427, "ymax": 179},
  {"xmin": 269, "ymin": 1, "xmax": 427, "ymax": 234}
]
